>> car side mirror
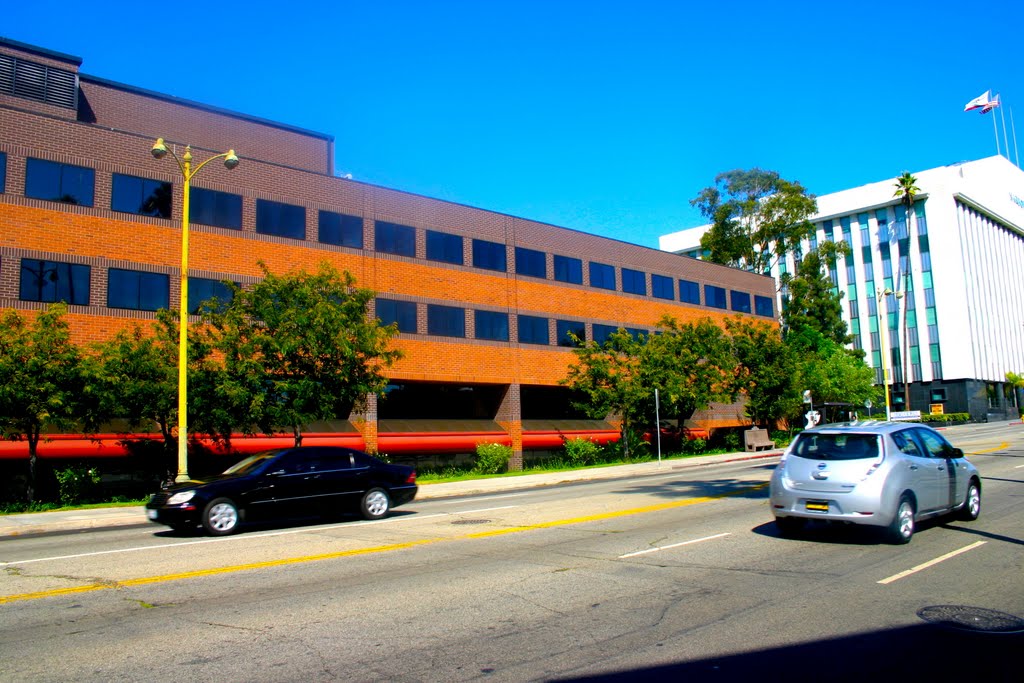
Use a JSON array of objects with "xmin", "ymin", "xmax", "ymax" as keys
[{"xmin": 949, "ymin": 448, "xmax": 964, "ymax": 459}]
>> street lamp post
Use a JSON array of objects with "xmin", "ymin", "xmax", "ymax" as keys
[
  {"xmin": 151, "ymin": 138, "xmax": 239, "ymax": 482},
  {"xmin": 876, "ymin": 286, "xmax": 903, "ymax": 421}
]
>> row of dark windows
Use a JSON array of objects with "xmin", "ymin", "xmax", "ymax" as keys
[
  {"xmin": 376, "ymin": 297, "xmax": 650, "ymax": 347},
  {"xmin": 6, "ymin": 156, "xmax": 773, "ymax": 317},
  {"xmin": 15, "ymin": 258, "xmax": 232, "ymax": 314}
]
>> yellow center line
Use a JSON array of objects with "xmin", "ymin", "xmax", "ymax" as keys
[
  {"xmin": 963, "ymin": 441, "xmax": 1009, "ymax": 455},
  {"xmin": 0, "ymin": 483, "xmax": 767, "ymax": 605}
]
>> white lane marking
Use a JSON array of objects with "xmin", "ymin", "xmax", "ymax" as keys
[
  {"xmin": 877, "ymin": 541, "xmax": 987, "ymax": 585},
  {"xmin": 1015, "ymin": 464, "xmax": 1023, "ymax": 469},
  {"xmin": 429, "ymin": 493, "xmax": 531, "ymax": 504},
  {"xmin": 0, "ymin": 506, "xmax": 520, "ymax": 567},
  {"xmin": 619, "ymin": 532, "xmax": 731, "ymax": 558}
]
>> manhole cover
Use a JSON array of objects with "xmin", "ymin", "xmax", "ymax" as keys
[
  {"xmin": 451, "ymin": 519, "xmax": 490, "ymax": 525},
  {"xmin": 918, "ymin": 605, "xmax": 1024, "ymax": 634}
]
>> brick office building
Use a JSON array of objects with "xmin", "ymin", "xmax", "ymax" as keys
[{"xmin": 0, "ymin": 38, "xmax": 776, "ymax": 466}]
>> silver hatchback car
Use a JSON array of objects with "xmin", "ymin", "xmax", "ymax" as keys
[{"xmin": 770, "ymin": 421, "xmax": 981, "ymax": 543}]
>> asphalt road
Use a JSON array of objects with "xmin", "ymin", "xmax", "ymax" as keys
[{"xmin": 1, "ymin": 423, "xmax": 1021, "ymax": 682}]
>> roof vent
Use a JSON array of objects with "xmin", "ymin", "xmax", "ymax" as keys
[{"xmin": 0, "ymin": 53, "xmax": 78, "ymax": 109}]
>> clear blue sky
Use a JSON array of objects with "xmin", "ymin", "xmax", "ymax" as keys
[{"xmin": 6, "ymin": 1, "xmax": 1022, "ymax": 248}]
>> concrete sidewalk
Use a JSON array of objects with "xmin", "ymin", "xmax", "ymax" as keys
[{"xmin": 0, "ymin": 450, "xmax": 781, "ymax": 538}]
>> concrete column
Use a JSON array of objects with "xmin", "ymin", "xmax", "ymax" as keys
[{"xmin": 350, "ymin": 393, "xmax": 379, "ymax": 454}]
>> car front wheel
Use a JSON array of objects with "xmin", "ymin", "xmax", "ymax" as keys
[
  {"xmin": 203, "ymin": 498, "xmax": 240, "ymax": 536},
  {"xmin": 958, "ymin": 480, "xmax": 981, "ymax": 521},
  {"xmin": 887, "ymin": 495, "xmax": 915, "ymax": 544},
  {"xmin": 360, "ymin": 488, "xmax": 390, "ymax": 520}
]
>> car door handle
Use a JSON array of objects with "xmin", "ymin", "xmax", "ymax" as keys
[{"xmin": 909, "ymin": 465, "xmax": 918, "ymax": 470}]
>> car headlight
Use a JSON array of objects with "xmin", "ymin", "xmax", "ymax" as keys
[{"xmin": 167, "ymin": 490, "xmax": 197, "ymax": 505}]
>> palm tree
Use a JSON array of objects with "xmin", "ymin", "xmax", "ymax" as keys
[
  {"xmin": 893, "ymin": 172, "xmax": 920, "ymax": 410},
  {"xmin": 1007, "ymin": 372, "xmax": 1024, "ymax": 417}
]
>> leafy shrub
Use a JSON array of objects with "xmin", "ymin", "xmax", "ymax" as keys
[
  {"xmin": 723, "ymin": 431, "xmax": 741, "ymax": 452},
  {"xmin": 55, "ymin": 465, "xmax": 101, "ymax": 506},
  {"xmin": 564, "ymin": 437, "xmax": 602, "ymax": 466},
  {"xmin": 684, "ymin": 437, "xmax": 707, "ymax": 454},
  {"xmin": 609, "ymin": 430, "xmax": 649, "ymax": 461},
  {"xmin": 921, "ymin": 412, "xmax": 970, "ymax": 424},
  {"xmin": 474, "ymin": 443, "xmax": 512, "ymax": 474}
]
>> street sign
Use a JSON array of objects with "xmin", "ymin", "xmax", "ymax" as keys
[{"xmin": 890, "ymin": 410, "xmax": 922, "ymax": 421}]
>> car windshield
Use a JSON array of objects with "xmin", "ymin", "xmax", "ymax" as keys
[
  {"xmin": 790, "ymin": 432, "xmax": 880, "ymax": 461},
  {"xmin": 223, "ymin": 451, "xmax": 281, "ymax": 475}
]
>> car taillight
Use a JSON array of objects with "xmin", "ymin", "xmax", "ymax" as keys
[{"xmin": 405, "ymin": 472, "xmax": 417, "ymax": 484}]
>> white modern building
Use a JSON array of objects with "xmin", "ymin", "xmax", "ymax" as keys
[{"xmin": 660, "ymin": 156, "xmax": 1024, "ymax": 421}]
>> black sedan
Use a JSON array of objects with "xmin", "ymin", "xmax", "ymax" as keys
[{"xmin": 146, "ymin": 447, "xmax": 418, "ymax": 535}]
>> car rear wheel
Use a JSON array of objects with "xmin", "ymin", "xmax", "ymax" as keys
[
  {"xmin": 202, "ymin": 497, "xmax": 240, "ymax": 536},
  {"xmin": 958, "ymin": 480, "xmax": 981, "ymax": 521},
  {"xmin": 775, "ymin": 516, "xmax": 805, "ymax": 537},
  {"xmin": 360, "ymin": 488, "xmax": 390, "ymax": 520},
  {"xmin": 887, "ymin": 495, "xmax": 915, "ymax": 544}
]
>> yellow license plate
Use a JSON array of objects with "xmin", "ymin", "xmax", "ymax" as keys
[{"xmin": 805, "ymin": 501, "xmax": 829, "ymax": 512}]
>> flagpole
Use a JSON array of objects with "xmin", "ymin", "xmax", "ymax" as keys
[
  {"xmin": 999, "ymin": 97, "xmax": 1011, "ymax": 160},
  {"xmin": 992, "ymin": 104, "xmax": 1001, "ymax": 156},
  {"xmin": 1011, "ymin": 105, "xmax": 1021, "ymax": 168}
]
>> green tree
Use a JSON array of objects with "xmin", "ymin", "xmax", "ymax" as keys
[
  {"xmin": 1006, "ymin": 371, "xmax": 1024, "ymax": 414},
  {"xmin": 207, "ymin": 262, "xmax": 402, "ymax": 446},
  {"xmin": 725, "ymin": 316, "xmax": 798, "ymax": 428},
  {"xmin": 893, "ymin": 171, "xmax": 920, "ymax": 408},
  {"xmin": 691, "ymin": 168, "xmax": 818, "ymax": 275},
  {"xmin": 0, "ymin": 304, "xmax": 86, "ymax": 501},
  {"xmin": 560, "ymin": 329, "xmax": 648, "ymax": 460},
  {"xmin": 780, "ymin": 245, "xmax": 853, "ymax": 347},
  {"xmin": 795, "ymin": 336, "xmax": 880, "ymax": 416}
]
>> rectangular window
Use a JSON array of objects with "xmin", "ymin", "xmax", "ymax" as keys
[
  {"xmin": 25, "ymin": 158, "xmax": 94, "ymax": 206},
  {"xmin": 472, "ymin": 239, "xmax": 507, "ymax": 271},
  {"xmin": 375, "ymin": 221, "xmax": 416, "ymax": 257},
  {"xmin": 840, "ymin": 216, "xmax": 852, "ymax": 243},
  {"xmin": 426, "ymin": 230, "xmax": 464, "ymax": 265},
  {"xmin": 755, "ymin": 295, "xmax": 774, "ymax": 317},
  {"xmin": 679, "ymin": 279, "xmax": 701, "ymax": 305},
  {"xmin": 107, "ymin": 268, "xmax": 169, "ymax": 311},
  {"xmin": 1, "ymin": 152, "xmax": 9, "ymax": 193},
  {"xmin": 111, "ymin": 173, "xmax": 172, "ymax": 218},
  {"xmin": 427, "ymin": 304, "xmax": 465, "ymax": 337},
  {"xmin": 556, "ymin": 320, "xmax": 585, "ymax": 347},
  {"xmin": 553, "ymin": 255, "xmax": 583, "ymax": 284},
  {"xmin": 19, "ymin": 259, "xmax": 90, "ymax": 305},
  {"xmin": 256, "ymin": 199, "xmax": 306, "ymax": 240},
  {"xmin": 730, "ymin": 290, "xmax": 752, "ymax": 313},
  {"xmin": 705, "ymin": 285, "xmax": 727, "ymax": 309},
  {"xmin": 517, "ymin": 315, "xmax": 549, "ymax": 345},
  {"xmin": 515, "ymin": 246, "xmax": 546, "ymax": 278},
  {"xmin": 319, "ymin": 211, "xmax": 363, "ymax": 248},
  {"xmin": 621, "ymin": 268, "xmax": 646, "ymax": 295},
  {"xmin": 190, "ymin": 187, "xmax": 243, "ymax": 230},
  {"xmin": 930, "ymin": 388, "xmax": 946, "ymax": 402},
  {"xmin": 592, "ymin": 323, "xmax": 618, "ymax": 345},
  {"xmin": 189, "ymin": 277, "xmax": 234, "ymax": 314},
  {"xmin": 475, "ymin": 310, "xmax": 509, "ymax": 342},
  {"xmin": 376, "ymin": 298, "xmax": 417, "ymax": 333},
  {"xmin": 589, "ymin": 262, "xmax": 616, "ymax": 290},
  {"xmin": 651, "ymin": 274, "xmax": 674, "ymax": 300}
]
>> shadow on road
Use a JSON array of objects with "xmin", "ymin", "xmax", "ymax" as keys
[
  {"xmin": 612, "ymin": 478, "xmax": 770, "ymax": 501},
  {"xmin": 554, "ymin": 622, "xmax": 1022, "ymax": 682}
]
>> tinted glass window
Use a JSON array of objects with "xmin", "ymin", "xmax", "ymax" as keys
[
  {"xmin": 730, "ymin": 290, "xmax": 752, "ymax": 313},
  {"xmin": 318, "ymin": 210, "xmax": 363, "ymax": 248},
  {"xmin": 755, "ymin": 295, "xmax": 774, "ymax": 317},
  {"xmin": 189, "ymin": 277, "xmax": 234, "ymax": 314},
  {"xmin": 475, "ymin": 310, "xmax": 509, "ymax": 341},
  {"xmin": 19, "ymin": 259, "xmax": 90, "ymax": 305},
  {"xmin": 256, "ymin": 199, "xmax": 306, "ymax": 239},
  {"xmin": 891, "ymin": 431, "xmax": 924, "ymax": 457},
  {"xmin": 589, "ymin": 262, "xmax": 616, "ymax": 290},
  {"xmin": 592, "ymin": 323, "xmax": 618, "ymax": 345},
  {"xmin": 912, "ymin": 429, "xmax": 954, "ymax": 458},
  {"xmin": 0, "ymin": 152, "xmax": 8, "ymax": 193},
  {"xmin": 652, "ymin": 274, "xmax": 674, "ymax": 300},
  {"xmin": 557, "ymin": 320, "xmax": 585, "ymax": 347},
  {"xmin": 473, "ymin": 239, "xmax": 506, "ymax": 272},
  {"xmin": 427, "ymin": 304, "xmax": 465, "ymax": 337},
  {"xmin": 376, "ymin": 298, "xmax": 417, "ymax": 333},
  {"xmin": 111, "ymin": 173, "xmax": 172, "ymax": 218},
  {"xmin": 375, "ymin": 221, "xmax": 416, "ymax": 257},
  {"xmin": 426, "ymin": 230, "xmax": 464, "ymax": 265},
  {"xmin": 622, "ymin": 268, "xmax": 646, "ymax": 295},
  {"xmin": 190, "ymin": 187, "xmax": 243, "ymax": 229},
  {"xmin": 515, "ymin": 247, "xmax": 546, "ymax": 278},
  {"xmin": 107, "ymin": 268, "xmax": 169, "ymax": 311},
  {"xmin": 553, "ymin": 255, "xmax": 583, "ymax": 284},
  {"xmin": 518, "ymin": 315, "xmax": 549, "ymax": 345},
  {"xmin": 705, "ymin": 285, "xmax": 727, "ymax": 309},
  {"xmin": 679, "ymin": 279, "xmax": 700, "ymax": 304},
  {"xmin": 25, "ymin": 158, "xmax": 95, "ymax": 206},
  {"xmin": 791, "ymin": 433, "xmax": 879, "ymax": 461}
]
